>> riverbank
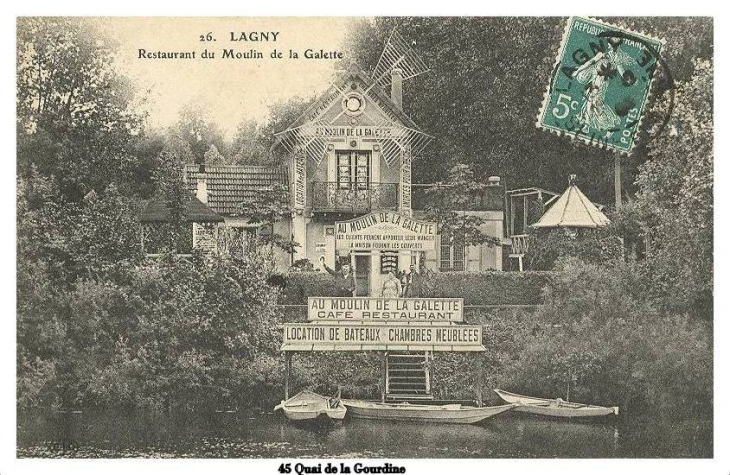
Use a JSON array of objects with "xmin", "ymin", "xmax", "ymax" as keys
[{"xmin": 16, "ymin": 409, "xmax": 712, "ymax": 458}]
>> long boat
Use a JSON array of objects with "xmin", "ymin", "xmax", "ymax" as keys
[
  {"xmin": 341, "ymin": 399, "xmax": 517, "ymax": 424},
  {"xmin": 274, "ymin": 390, "xmax": 347, "ymax": 422},
  {"xmin": 494, "ymin": 389, "xmax": 619, "ymax": 418}
]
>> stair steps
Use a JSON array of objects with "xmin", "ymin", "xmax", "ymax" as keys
[{"xmin": 385, "ymin": 352, "xmax": 433, "ymax": 401}]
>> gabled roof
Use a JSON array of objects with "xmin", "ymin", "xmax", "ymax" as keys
[
  {"xmin": 184, "ymin": 164, "xmax": 289, "ymax": 216},
  {"xmin": 532, "ymin": 181, "xmax": 610, "ymax": 229},
  {"xmin": 140, "ymin": 194, "xmax": 224, "ymax": 223},
  {"xmin": 282, "ymin": 62, "xmax": 422, "ymax": 133}
]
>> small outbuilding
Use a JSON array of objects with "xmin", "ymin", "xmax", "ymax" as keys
[{"xmin": 532, "ymin": 175, "xmax": 610, "ymax": 229}]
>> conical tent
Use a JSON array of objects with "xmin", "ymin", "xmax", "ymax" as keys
[{"xmin": 532, "ymin": 177, "xmax": 610, "ymax": 229}]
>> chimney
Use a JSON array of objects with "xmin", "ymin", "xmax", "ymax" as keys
[
  {"xmin": 196, "ymin": 164, "xmax": 208, "ymax": 204},
  {"xmin": 391, "ymin": 68, "xmax": 403, "ymax": 110}
]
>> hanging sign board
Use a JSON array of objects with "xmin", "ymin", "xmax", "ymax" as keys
[
  {"xmin": 308, "ymin": 297, "xmax": 463, "ymax": 322},
  {"xmin": 281, "ymin": 323, "xmax": 484, "ymax": 352},
  {"xmin": 335, "ymin": 211, "xmax": 437, "ymax": 251}
]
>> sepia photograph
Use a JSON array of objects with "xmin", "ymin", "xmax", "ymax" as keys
[{"xmin": 13, "ymin": 13, "xmax": 716, "ymax": 467}]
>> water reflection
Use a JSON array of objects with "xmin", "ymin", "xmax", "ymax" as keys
[{"xmin": 16, "ymin": 410, "xmax": 711, "ymax": 458}]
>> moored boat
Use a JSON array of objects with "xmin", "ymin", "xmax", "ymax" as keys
[
  {"xmin": 494, "ymin": 389, "xmax": 619, "ymax": 418},
  {"xmin": 342, "ymin": 399, "xmax": 517, "ymax": 424},
  {"xmin": 274, "ymin": 390, "xmax": 347, "ymax": 422}
]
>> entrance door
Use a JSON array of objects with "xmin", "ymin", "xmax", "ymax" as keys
[{"xmin": 354, "ymin": 254, "xmax": 371, "ymax": 296}]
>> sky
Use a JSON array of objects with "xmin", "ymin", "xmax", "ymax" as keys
[{"xmin": 105, "ymin": 17, "xmax": 362, "ymax": 137}]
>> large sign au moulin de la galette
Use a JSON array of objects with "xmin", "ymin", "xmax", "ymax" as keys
[
  {"xmin": 335, "ymin": 212, "xmax": 437, "ymax": 251},
  {"xmin": 308, "ymin": 297, "xmax": 464, "ymax": 322}
]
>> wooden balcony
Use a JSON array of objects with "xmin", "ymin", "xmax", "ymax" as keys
[
  {"xmin": 312, "ymin": 182, "xmax": 398, "ymax": 213},
  {"xmin": 510, "ymin": 234, "xmax": 529, "ymax": 256}
]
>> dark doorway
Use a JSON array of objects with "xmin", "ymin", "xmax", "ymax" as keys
[{"xmin": 354, "ymin": 254, "xmax": 371, "ymax": 296}]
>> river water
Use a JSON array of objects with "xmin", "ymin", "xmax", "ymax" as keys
[{"xmin": 17, "ymin": 409, "xmax": 711, "ymax": 458}]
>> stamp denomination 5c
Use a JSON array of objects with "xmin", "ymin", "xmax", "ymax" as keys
[{"xmin": 537, "ymin": 17, "xmax": 664, "ymax": 153}]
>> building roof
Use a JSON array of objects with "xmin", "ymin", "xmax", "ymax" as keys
[
  {"xmin": 184, "ymin": 164, "xmax": 289, "ymax": 216},
  {"xmin": 532, "ymin": 180, "xmax": 610, "ymax": 229},
  {"xmin": 282, "ymin": 62, "xmax": 423, "ymax": 133},
  {"xmin": 140, "ymin": 194, "xmax": 224, "ymax": 223}
]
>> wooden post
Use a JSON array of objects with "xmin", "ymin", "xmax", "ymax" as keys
[
  {"xmin": 381, "ymin": 352, "xmax": 387, "ymax": 403},
  {"xmin": 475, "ymin": 354, "xmax": 484, "ymax": 407},
  {"xmin": 283, "ymin": 352, "xmax": 292, "ymax": 400},
  {"xmin": 522, "ymin": 195, "xmax": 528, "ymax": 232},
  {"xmin": 614, "ymin": 155, "xmax": 622, "ymax": 209},
  {"xmin": 424, "ymin": 351, "xmax": 431, "ymax": 396}
]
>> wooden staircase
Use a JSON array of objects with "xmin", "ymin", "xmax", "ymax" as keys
[{"xmin": 385, "ymin": 352, "xmax": 433, "ymax": 401}]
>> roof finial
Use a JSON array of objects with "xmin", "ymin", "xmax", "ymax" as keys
[{"xmin": 569, "ymin": 174, "xmax": 577, "ymax": 186}]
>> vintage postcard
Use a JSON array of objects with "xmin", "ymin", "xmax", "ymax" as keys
[{"xmin": 13, "ymin": 15, "xmax": 715, "ymax": 473}]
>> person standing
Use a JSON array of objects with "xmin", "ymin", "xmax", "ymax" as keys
[
  {"xmin": 381, "ymin": 271, "xmax": 402, "ymax": 298},
  {"xmin": 320, "ymin": 256, "xmax": 356, "ymax": 297},
  {"xmin": 401, "ymin": 264, "xmax": 422, "ymax": 297}
]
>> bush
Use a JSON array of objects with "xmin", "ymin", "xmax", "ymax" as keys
[
  {"xmin": 279, "ymin": 272, "xmax": 342, "ymax": 304},
  {"xmin": 524, "ymin": 228, "xmax": 623, "ymax": 271},
  {"xmin": 424, "ymin": 259, "xmax": 712, "ymax": 417},
  {"xmin": 18, "ymin": 252, "xmax": 286, "ymax": 411},
  {"xmin": 421, "ymin": 271, "xmax": 554, "ymax": 305},
  {"xmin": 500, "ymin": 259, "xmax": 713, "ymax": 417},
  {"xmin": 281, "ymin": 270, "xmax": 554, "ymax": 306}
]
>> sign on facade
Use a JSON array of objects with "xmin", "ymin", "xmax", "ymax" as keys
[
  {"xmin": 308, "ymin": 297, "xmax": 463, "ymax": 322},
  {"xmin": 335, "ymin": 211, "xmax": 437, "ymax": 251}
]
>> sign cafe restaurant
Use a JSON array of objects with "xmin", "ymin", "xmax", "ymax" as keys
[{"xmin": 141, "ymin": 62, "xmax": 508, "ymax": 298}]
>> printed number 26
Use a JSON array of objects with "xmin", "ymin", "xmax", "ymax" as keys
[{"xmin": 552, "ymin": 93, "xmax": 578, "ymax": 119}]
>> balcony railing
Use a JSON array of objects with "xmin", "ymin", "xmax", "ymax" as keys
[
  {"xmin": 510, "ymin": 234, "xmax": 529, "ymax": 255},
  {"xmin": 312, "ymin": 182, "xmax": 398, "ymax": 213}
]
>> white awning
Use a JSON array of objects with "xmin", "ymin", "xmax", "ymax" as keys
[{"xmin": 533, "ymin": 183, "xmax": 610, "ymax": 228}]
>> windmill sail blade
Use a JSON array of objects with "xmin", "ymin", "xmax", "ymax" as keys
[
  {"xmin": 373, "ymin": 29, "xmax": 429, "ymax": 88},
  {"xmin": 359, "ymin": 88, "xmax": 433, "ymax": 166},
  {"xmin": 275, "ymin": 120, "xmax": 331, "ymax": 165}
]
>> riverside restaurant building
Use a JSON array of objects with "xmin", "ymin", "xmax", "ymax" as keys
[{"xmin": 141, "ymin": 62, "xmax": 508, "ymax": 295}]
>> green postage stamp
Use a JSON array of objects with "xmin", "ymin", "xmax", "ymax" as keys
[{"xmin": 537, "ymin": 17, "xmax": 664, "ymax": 153}]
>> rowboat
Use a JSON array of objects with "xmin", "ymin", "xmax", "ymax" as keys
[
  {"xmin": 274, "ymin": 390, "xmax": 347, "ymax": 422},
  {"xmin": 341, "ymin": 399, "xmax": 517, "ymax": 424},
  {"xmin": 494, "ymin": 389, "xmax": 619, "ymax": 418}
]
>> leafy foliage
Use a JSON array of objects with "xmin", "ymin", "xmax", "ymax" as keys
[
  {"xmin": 165, "ymin": 102, "xmax": 229, "ymax": 164},
  {"xmin": 236, "ymin": 183, "xmax": 298, "ymax": 254},
  {"xmin": 16, "ymin": 19, "xmax": 287, "ymax": 412},
  {"xmin": 423, "ymin": 164, "xmax": 502, "ymax": 247},
  {"xmin": 19, "ymin": 253, "xmax": 285, "ymax": 410},
  {"xmin": 633, "ymin": 59, "xmax": 713, "ymax": 317},
  {"xmin": 429, "ymin": 260, "xmax": 711, "ymax": 417},
  {"xmin": 524, "ymin": 228, "xmax": 623, "ymax": 271},
  {"xmin": 17, "ymin": 18, "xmax": 151, "ymax": 201},
  {"xmin": 343, "ymin": 17, "xmax": 712, "ymax": 201},
  {"xmin": 502, "ymin": 259, "xmax": 712, "ymax": 415}
]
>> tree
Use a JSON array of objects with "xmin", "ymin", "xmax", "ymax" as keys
[
  {"xmin": 423, "ymin": 164, "xmax": 501, "ymax": 247},
  {"xmin": 203, "ymin": 144, "xmax": 226, "ymax": 165},
  {"xmin": 266, "ymin": 96, "xmax": 317, "ymax": 164},
  {"xmin": 236, "ymin": 183, "xmax": 298, "ymax": 255},
  {"xmin": 343, "ymin": 17, "xmax": 713, "ymax": 203},
  {"xmin": 229, "ymin": 119, "xmax": 269, "ymax": 164},
  {"xmin": 17, "ymin": 18, "xmax": 148, "ymax": 200},
  {"xmin": 633, "ymin": 59, "xmax": 713, "ymax": 317},
  {"xmin": 167, "ymin": 101, "xmax": 228, "ymax": 164}
]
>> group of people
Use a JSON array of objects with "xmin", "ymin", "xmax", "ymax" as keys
[
  {"xmin": 319, "ymin": 256, "xmax": 422, "ymax": 298},
  {"xmin": 381, "ymin": 266, "xmax": 422, "ymax": 298}
]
